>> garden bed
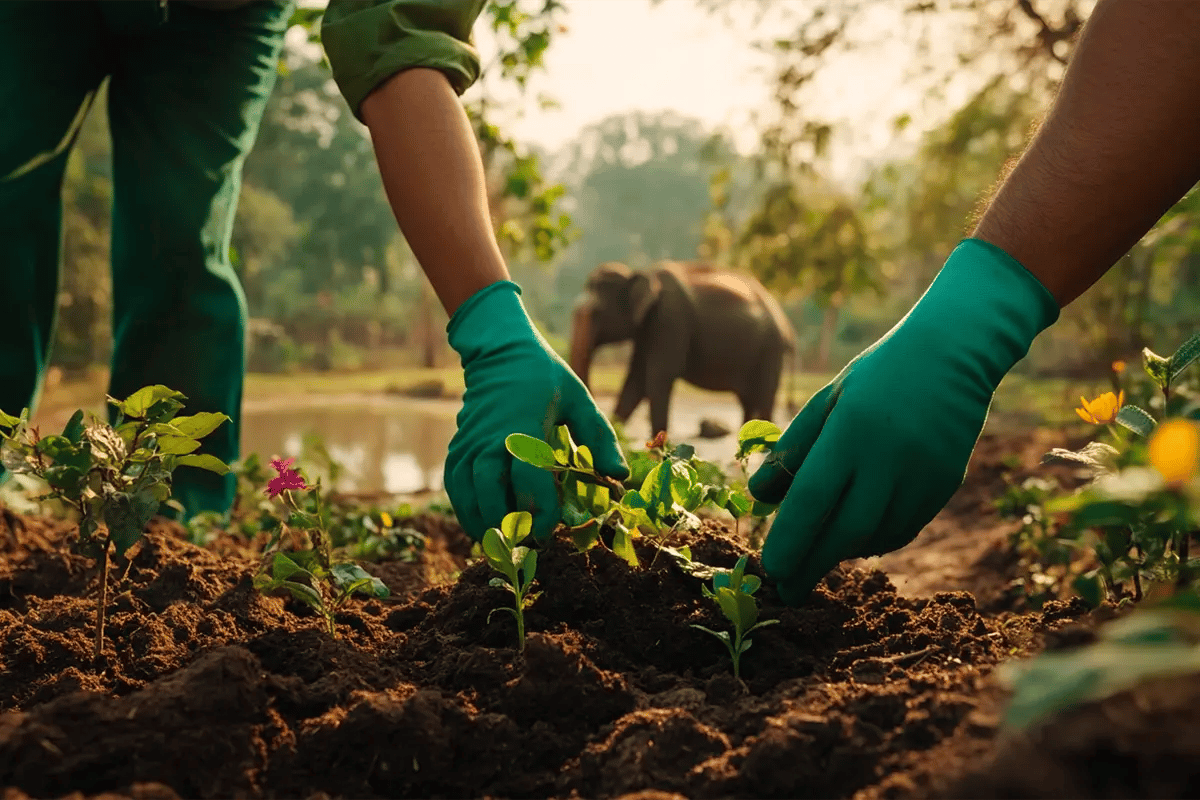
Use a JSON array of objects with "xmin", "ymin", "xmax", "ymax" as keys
[{"xmin": 1, "ymin": 429, "xmax": 1196, "ymax": 799}]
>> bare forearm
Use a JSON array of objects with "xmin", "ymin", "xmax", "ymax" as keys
[
  {"xmin": 973, "ymin": 0, "xmax": 1200, "ymax": 306},
  {"xmin": 360, "ymin": 68, "xmax": 509, "ymax": 316}
]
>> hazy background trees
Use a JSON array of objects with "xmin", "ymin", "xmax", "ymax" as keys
[{"xmin": 50, "ymin": 0, "xmax": 1200, "ymax": 385}]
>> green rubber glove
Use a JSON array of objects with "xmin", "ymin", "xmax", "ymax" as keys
[
  {"xmin": 749, "ymin": 238, "xmax": 1061, "ymax": 605},
  {"xmin": 445, "ymin": 280, "xmax": 630, "ymax": 541}
]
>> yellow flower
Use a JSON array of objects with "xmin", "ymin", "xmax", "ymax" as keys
[
  {"xmin": 1112, "ymin": 360, "xmax": 1126, "ymax": 374},
  {"xmin": 380, "ymin": 511, "xmax": 394, "ymax": 529},
  {"xmin": 1149, "ymin": 418, "xmax": 1200, "ymax": 487},
  {"xmin": 1076, "ymin": 391, "xmax": 1125, "ymax": 425}
]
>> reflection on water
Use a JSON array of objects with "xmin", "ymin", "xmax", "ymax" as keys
[{"xmin": 240, "ymin": 393, "xmax": 756, "ymax": 494}]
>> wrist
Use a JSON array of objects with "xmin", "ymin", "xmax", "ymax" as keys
[
  {"xmin": 446, "ymin": 280, "xmax": 542, "ymax": 362},
  {"xmin": 904, "ymin": 238, "xmax": 1061, "ymax": 383}
]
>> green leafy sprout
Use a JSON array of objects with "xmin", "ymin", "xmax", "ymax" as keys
[
  {"xmin": 1034, "ymin": 331, "xmax": 1200, "ymax": 605},
  {"xmin": 482, "ymin": 510, "xmax": 539, "ymax": 652},
  {"xmin": 690, "ymin": 554, "xmax": 779, "ymax": 679},
  {"xmin": 0, "ymin": 385, "xmax": 230, "ymax": 663},
  {"xmin": 253, "ymin": 457, "xmax": 390, "ymax": 636},
  {"xmin": 504, "ymin": 420, "xmax": 782, "ymax": 567}
]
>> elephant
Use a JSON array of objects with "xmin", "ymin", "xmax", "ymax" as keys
[{"xmin": 568, "ymin": 260, "xmax": 797, "ymax": 438}]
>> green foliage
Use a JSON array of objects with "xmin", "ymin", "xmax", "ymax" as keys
[
  {"xmin": 0, "ymin": 385, "xmax": 230, "ymax": 661},
  {"xmin": 482, "ymin": 511, "xmax": 539, "ymax": 652},
  {"xmin": 505, "ymin": 424, "xmax": 770, "ymax": 566},
  {"xmin": 255, "ymin": 548, "xmax": 389, "ymax": 636},
  {"xmin": 253, "ymin": 462, "xmax": 390, "ymax": 636},
  {"xmin": 690, "ymin": 554, "xmax": 779, "ymax": 679},
  {"xmin": 1026, "ymin": 333, "xmax": 1200, "ymax": 606},
  {"xmin": 1001, "ymin": 596, "xmax": 1200, "ymax": 730}
]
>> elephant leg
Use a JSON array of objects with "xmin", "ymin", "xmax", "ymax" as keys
[
  {"xmin": 744, "ymin": 351, "xmax": 784, "ymax": 423},
  {"xmin": 613, "ymin": 346, "xmax": 648, "ymax": 423},
  {"xmin": 647, "ymin": 376, "xmax": 675, "ymax": 439}
]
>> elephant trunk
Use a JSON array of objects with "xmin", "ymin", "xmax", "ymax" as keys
[{"xmin": 569, "ymin": 302, "xmax": 595, "ymax": 390}]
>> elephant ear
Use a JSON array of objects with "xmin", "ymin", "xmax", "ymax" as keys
[{"xmin": 629, "ymin": 272, "xmax": 661, "ymax": 328}]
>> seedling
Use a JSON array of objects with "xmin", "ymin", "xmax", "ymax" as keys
[
  {"xmin": 691, "ymin": 554, "xmax": 778, "ymax": 679},
  {"xmin": 482, "ymin": 511, "xmax": 539, "ymax": 652},
  {"xmin": 1034, "ymin": 332, "xmax": 1200, "ymax": 603},
  {"xmin": 253, "ymin": 457, "xmax": 390, "ymax": 636},
  {"xmin": 0, "ymin": 385, "xmax": 230, "ymax": 662},
  {"xmin": 505, "ymin": 423, "xmax": 775, "ymax": 566}
]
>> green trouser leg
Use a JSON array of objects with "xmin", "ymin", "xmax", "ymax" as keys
[
  {"xmin": 102, "ymin": 1, "xmax": 290, "ymax": 519},
  {"xmin": 0, "ymin": 2, "xmax": 290, "ymax": 518},
  {"xmin": 0, "ymin": 3, "xmax": 107, "ymax": 448}
]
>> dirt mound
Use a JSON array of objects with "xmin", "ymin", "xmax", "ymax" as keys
[{"xmin": 2, "ymin": 427, "xmax": 1195, "ymax": 799}]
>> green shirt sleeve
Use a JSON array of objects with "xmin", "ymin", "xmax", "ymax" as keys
[{"xmin": 321, "ymin": 0, "xmax": 487, "ymax": 121}]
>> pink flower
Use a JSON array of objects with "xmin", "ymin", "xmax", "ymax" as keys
[{"xmin": 266, "ymin": 456, "xmax": 308, "ymax": 498}]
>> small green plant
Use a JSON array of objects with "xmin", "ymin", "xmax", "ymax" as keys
[
  {"xmin": 505, "ymin": 422, "xmax": 780, "ymax": 566},
  {"xmin": 690, "ymin": 554, "xmax": 778, "ymax": 679},
  {"xmin": 253, "ymin": 457, "xmax": 390, "ymax": 635},
  {"xmin": 482, "ymin": 510, "xmax": 539, "ymax": 652},
  {"xmin": 1036, "ymin": 332, "xmax": 1200, "ymax": 605},
  {"xmin": 0, "ymin": 385, "xmax": 230, "ymax": 662}
]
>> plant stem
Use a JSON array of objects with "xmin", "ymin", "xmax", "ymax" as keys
[
  {"xmin": 516, "ymin": 600, "xmax": 526, "ymax": 653},
  {"xmin": 1178, "ymin": 530, "xmax": 1192, "ymax": 588},
  {"xmin": 93, "ymin": 539, "xmax": 110, "ymax": 665},
  {"xmin": 1132, "ymin": 545, "xmax": 1143, "ymax": 601}
]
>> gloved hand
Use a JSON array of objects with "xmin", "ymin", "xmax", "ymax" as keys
[
  {"xmin": 445, "ymin": 280, "xmax": 629, "ymax": 541},
  {"xmin": 749, "ymin": 238, "xmax": 1061, "ymax": 604}
]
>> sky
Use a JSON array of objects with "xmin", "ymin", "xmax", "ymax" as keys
[
  {"xmin": 288, "ymin": 0, "xmax": 1010, "ymax": 186},
  {"xmin": 461, "ymin": 0, "xmax": 982, "ymax": 186},
  {"xmin": 470, "ymin": 0, "xmax": 775, "ymax": 155}
]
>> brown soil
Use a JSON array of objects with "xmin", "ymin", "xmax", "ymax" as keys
[{"xmin": 1, "ymin": 428, "xmax": 1197, "ymax": 800}]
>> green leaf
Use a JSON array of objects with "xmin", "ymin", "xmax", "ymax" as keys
[
  {"xmin": 270, "ymin": 551, "xmax": 310, "ymax": 581},
  {"xmin": 575, "ymin": 444, "xmax": 594, "ymax": 472},
  {"xmin": 739, "ymin": 638, "xmax": 754, "ymax": 654},
  {"xmin": 610, "ymin": 522, "xmax": 639, "ymax": 568},
  {"xmin": 1114, "ymin": 405, "xmax": 1156, "ymax": 437},
  {"xmin": 168, "ymin": 412, "xmax": 229, "ymax": 440},
  {"xmin": 520, "ymin": 549, "xmax": 538, "ymax": 591},
  {"xmin": 43, "ymin": 465, "xmax": 86, "ymax": 494},
  {"xmin": 561, "ymin": 499, "xmax": 593, "ymax": 528},
  {"xmin": 113, "ymin": 385, "xmax": 187, "ymax": 419},
  {"xmin": 570, "ymin": 519, "xmax": 601, "ymax": 552},
  {"xmin": 574, "ymin": 477, "xmax": 610, "ymax": 517},
  {"xmin": 482, "ymin": 528, "xmax": 517, "ymax": 583},
  {"xmin": 1000, "ymin": 609, "xmax": 1200, "ymax": 730},
  {"xmin": 726, "ymin": 490, "xmax": 754, "ymax": 517},
  {"xmin": 714, "ymin": 586, "xmax": 743, "ymax": 628},
  {"xmin": 155, "ymin": 435, "xmax": 201, "ymax": 455},
  {"xmin": 62, "ymin": 410, "xmax": 86, "ymax": 444},
  {"xmin": 103, "ymin": 489, "xmax": 161, "ymax": 556},
  {"xmin": 505, "ymin": 433, "xmax": 560, "ymax": 470},
  {"xmin": 1142, "ymin": 347, "xmax": 1172, "ymax": 391},
  {"xmin": 174, "ymin": 453, "xmax": 231, "ymax": 475},
  {"xmin": 0, "ymin": 409, "xmax": 21, "ymax": 430},
  {"xmin": 331, "ymin": 562, "xmax": 372, "ymax": 588},
  {"xmin": 36, "ymin": 435, "xmax": 92, "ymax": 471},
  {"xmin": 737, "ymin": 419, "xmax": 783, "ymax": 459},
  {"xmin": 741, "ymin": 574, "xmax": 763, "ymax": 595},
  {"xmin": 733, "ymin": 590, "xmax": 760, "ymax": 631},
  {"xmin": 691, "ymin": 624, "xmax": 732, "ymax": 647},
  {"xmin": 671, "ymin": 443, "xmax": 696, "ymax": 460},
  {"xmin": 277, "ymin": 579, "xmax": 324, "ymax": 609},
  {"xmin": 145, "ymin": 398, "xmax": 186, "ymax": 424},
  {"xmin": 501, "ymin": 510, "xmax": 533, "ymax": 545},
  {"xmin": 550, "ymin": 425, "xmax": 575, "ymax": 466},
  {"xmin": 1069, "ymin": 500, "xmax": 1145, "ymax": 530},
  {"xmin": 1169, "ymin": 332, "xmax": 1200, "ymax": 379}
]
